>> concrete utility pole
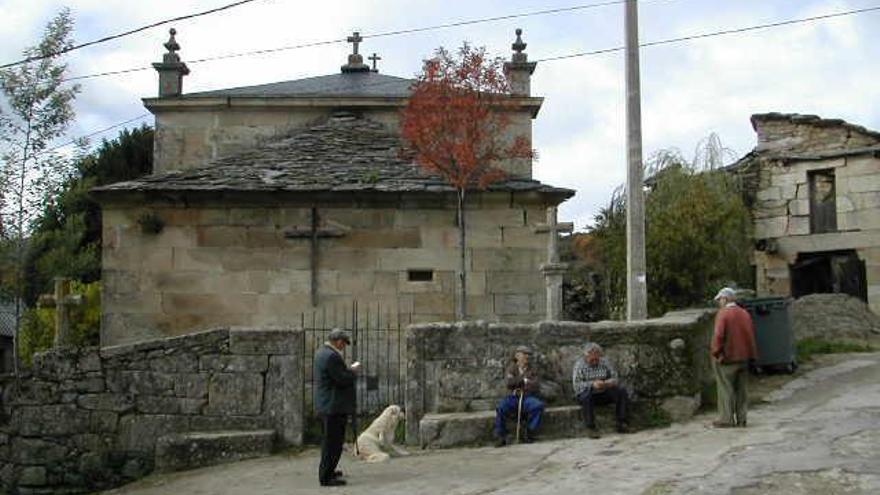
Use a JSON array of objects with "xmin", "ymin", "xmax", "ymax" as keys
[{"xmin": 624, "ymin": 0, "xmax": 648, "ymax": 320}]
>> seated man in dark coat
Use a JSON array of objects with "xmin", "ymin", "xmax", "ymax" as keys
[
  {"xmin": 314, "ymin": 328, "xmax": 360, "ymax": 487},
  {"xmin": 494, "ymin": 345, "xmax": 545, "ymax": 447},
  {"xmin": 572, "ymin": 342, "xmax": 630, "ymax": 438}
]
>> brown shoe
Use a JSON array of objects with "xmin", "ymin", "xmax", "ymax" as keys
[
  {"xmin": 586, "ymin": 427, "xmax": 601, "ymax": 439},
  {"xmin": 712, "ymin": 420, "xmax": 735, "ymax": 428}
]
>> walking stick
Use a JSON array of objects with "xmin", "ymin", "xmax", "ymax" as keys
[
  {"xmin": 515, "ymin": 389, "xmax": 525, "ymax": 444},
  {"xmin": 352, "ymin": 413, "xmax": 360, "ymax": 456}
]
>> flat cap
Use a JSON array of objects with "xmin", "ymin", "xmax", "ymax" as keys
[
  {"xmin": 327, "ymin": 328, "xmax": 351, "ymax": 344},
  {"xmin": 514, "ymin": 345, "xmax": 533, "ymax": 355}
]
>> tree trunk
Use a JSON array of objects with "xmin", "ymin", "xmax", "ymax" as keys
[{"xmin": 457, "ymin": 188, "xmax": 467, "ymax": 321}]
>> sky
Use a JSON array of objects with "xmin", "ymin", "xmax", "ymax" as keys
[{"xmin": 0, "ymin": 0, "xmax": 878, "ymax": 230}]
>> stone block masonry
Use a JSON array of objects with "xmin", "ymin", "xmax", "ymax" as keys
[
  {"xmin": 0, "ymin": 328, "xmax": 303, "ymax": 494},
  {"xmin": 404, "ymin": 310, "xmax": 714, "ymax": 445}
]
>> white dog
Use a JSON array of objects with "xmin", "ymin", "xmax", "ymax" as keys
[{"xmin": 355, "ymin": 404, "xmax": 409, "ymax": 462}]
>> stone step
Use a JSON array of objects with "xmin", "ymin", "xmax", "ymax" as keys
[
  {"xmin": 419, "ymin": 405, "xmax": 621, "ymax": 449},
  {"xmin": 155, "ymin": 429, "xmax": 276, "ymax": 472}
]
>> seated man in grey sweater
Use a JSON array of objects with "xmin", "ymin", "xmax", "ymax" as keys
[{"xmin": 572, "ymin": 343, "xmax": 630, "ymax": 438}]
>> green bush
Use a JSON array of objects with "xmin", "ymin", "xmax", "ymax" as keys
[{"xmin": 19, "ymin": 280, "xmax": 101, "ymax": 366}]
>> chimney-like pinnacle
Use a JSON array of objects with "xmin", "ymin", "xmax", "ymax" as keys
[
  {"xmin": 504, "ymin": 28, "xmax": 537, "ymax": 96},
  {"xmin": 153, "ymin": 28, "xmax": 190, "ymax": 97}
]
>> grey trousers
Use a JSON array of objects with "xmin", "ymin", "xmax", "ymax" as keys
[{"xmin": 713, "ymin": 360, "xmax": 748, "ymax": 426}]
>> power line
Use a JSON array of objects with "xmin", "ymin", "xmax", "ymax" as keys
[
  {"xmin": 535, "ymin": 4, "xmax": 880, "ymax": 62},
  {"xmin": 42, "ymin": 3, "xmax": 880, "ymax": 152},
  {"xmin": 0, "ymin": 0, "xmax": 264, "ymax": 70},
  {"xmin": 63, "ymin": 0, "xmax": 657, "ymax": 82},
  {"xmin": 42, "ymin": 113, "xmax": 151, "ymax": 155}
]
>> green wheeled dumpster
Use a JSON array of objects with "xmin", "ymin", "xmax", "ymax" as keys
[{"xmin": 739, "ymin": 297, "xmax": 797, "ymax": 373}]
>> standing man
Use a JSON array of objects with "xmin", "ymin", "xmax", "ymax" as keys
[
  {"xmin": 711, "ymin": 287, "xmax": 758, "ymax": 428},
  {"xmin": 314, "ymin": 328, "xmax": 360, "ymax": 487},
  {"xmin": 494, "ymin": 345, "xmax": 545, "ymax": 447},
  {"xmin": 572, "ymin": 343, "xmax": 630, "ymax": 438}
]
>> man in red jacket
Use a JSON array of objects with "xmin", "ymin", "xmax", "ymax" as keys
[{"xmin": 711, "ymin": 287, "xmax": 758, "ymax": 428}]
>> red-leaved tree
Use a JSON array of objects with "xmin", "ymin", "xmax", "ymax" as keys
[{"xmin": 401, "ymin": 43, "xmax": 534, "ymax": 320}]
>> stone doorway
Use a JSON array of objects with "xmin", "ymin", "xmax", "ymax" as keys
[{"xmin": 790, "ymin": 250, "xmax": 867, "ymax": 302}]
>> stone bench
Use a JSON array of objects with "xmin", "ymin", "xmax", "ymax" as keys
[
  {"xmin": 419, "ymin": 405, "xmax": 622, "ymax": 449},
  {"xmin": 155, "ymin": 430, "xmax": 276, "ymax": 472}
]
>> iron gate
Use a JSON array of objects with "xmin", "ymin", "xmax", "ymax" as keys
[{"xmin": 302, "ymin": 301, "xmax": 408, "ymax": 442}]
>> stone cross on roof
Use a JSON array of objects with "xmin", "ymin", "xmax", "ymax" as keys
[
  {"xmin": 341, "ymin": 31, "xmax": 370, "ymax": 73},
  {"xmin": 347, "ymin": 31, "xmax": 363, "ymax": 55},
  {"xmin": 368, "ymin": 53, "xmax": 381, "ymax": 72}
]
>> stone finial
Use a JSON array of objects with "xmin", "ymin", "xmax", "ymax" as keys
[
  {"xmin": 164, "ymin": 28, "xmax": 181, "ymax": 57},
  {"xmin": 368, "ymin": 53, "xmax": 381, "ymax": 73},
  {"xmin": 512, "ymin": 28, "xmax": 527, "ymax": 62},
  {"xmin": 152, "ymin": 28, "xmax": 190, "ymax": 97},
  {"xmin": 341, "ymin": 30, "xmax": 370, "ymax": 73},
  {"xmin": 504, "ymin": 28, "xmax": 537, "ymax": 96}
]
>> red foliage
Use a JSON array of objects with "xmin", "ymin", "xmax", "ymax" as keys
[{"xmin": 400, "ymin": 43, "xmax": 534, "ymax": 190}]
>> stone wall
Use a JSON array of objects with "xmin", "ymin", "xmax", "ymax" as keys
[
  {"xmin": 0, "ymin": 328, "xmax": 302, "ymax": 494},
  {"xmin": 404, "ymin": 310, "xmax": 714, "ymax": 444},
  {"xmin": 102, "ymin": 200, "xmax": 554, "ymax": 346}
]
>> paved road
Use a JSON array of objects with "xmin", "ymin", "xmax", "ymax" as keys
[{"xmin": 106, "ymin": 353, "xmax": 880, "ymax": 495}]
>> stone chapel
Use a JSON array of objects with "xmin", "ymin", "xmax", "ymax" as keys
[{"xmin": 93, "ymin": 29, "xmax": 574, "ymax": 346}]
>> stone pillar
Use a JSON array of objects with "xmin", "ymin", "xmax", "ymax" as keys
[
  {"xmin": 541, "ymin": 263, "xmax": 567, "ymax": 321},
  {"xmin": 152, "ymin": 28, "xmax": 190, "ymax": 97},
  {"xmin": 503, "ymin": 28, "xmax": 537, "ymax": 96},
  {"xmin": 534, "ymin": 207, "xmax": 573, "ymax": 321}
]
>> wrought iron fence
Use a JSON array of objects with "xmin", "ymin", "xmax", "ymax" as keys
[{"xmin": 301, "ymin": 301, "xmax": 409, "ymax": 443}]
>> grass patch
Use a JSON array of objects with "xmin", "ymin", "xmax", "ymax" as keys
[{"xmin": 796, "ymin": 338, "xmax": 874, "ymax": 363}]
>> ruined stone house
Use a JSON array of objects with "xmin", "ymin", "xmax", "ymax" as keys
[
  {"xmin": 732, "ymin": 113, "xmax": 880, "ymax": 312},
  {"xmin": 92, "ymin": 30, "xmax": 574, "ymax": 346}
]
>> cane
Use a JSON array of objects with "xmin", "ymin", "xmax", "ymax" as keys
[
  {"xmin": 514, "ymin": 389, "xmax": 525, "ymax": 444},
  {"xmin": 352, "ymin": 414, "xmax": 360, "ymax": 456}
]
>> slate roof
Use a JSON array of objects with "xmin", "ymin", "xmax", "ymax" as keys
[
  {"xmin": 181, "ymin": 72, "xmax": 414, "ymax": 99},
  {"xmin": 0, "ymin": 300, "xmax": 16, "ymax": 338},
  {"xmin": 94, "ymin": 117, "xmax": 574, "ymax": 198}
]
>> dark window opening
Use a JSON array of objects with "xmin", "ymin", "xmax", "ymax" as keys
[
  {"xmin": 407, "ymin": 270, "xmax": 434, "ymax": 282},
  {"xmin": 809, "ymin": 169, "xmax": 837, "ymax": 234},
  {"xmin": 790, "ymin": 250, "xmax": 866, "ymax": 302}
]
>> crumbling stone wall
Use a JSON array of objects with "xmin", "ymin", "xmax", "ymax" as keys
[
  {"xmin": 0, "ymin": 328, "xmax": 302, "ymax": 494},
  {"xmin": 405, "ymin": 310, "xmax": 714, "ymax": 443}
]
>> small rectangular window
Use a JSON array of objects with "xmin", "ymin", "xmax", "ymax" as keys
[
  {"xmin": 407, "ymin": 270, "xmax": 434, "ymax": 282},
  {"xmin": 809, "ymin": 169, "xmax": 837, "ymax": 234}
]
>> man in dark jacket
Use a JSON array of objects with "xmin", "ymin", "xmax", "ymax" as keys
[
  {"xmin": 494, "ymin": 345, "xmax": 545, "ymax": 447},
  {"xmin": 314, "ymin": 328, "xmax": 360, "ymax": 487}
]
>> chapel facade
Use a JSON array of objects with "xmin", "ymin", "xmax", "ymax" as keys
[{"xmin": 94, "ymin": 29, "xmax": 573, "ymax": 346}]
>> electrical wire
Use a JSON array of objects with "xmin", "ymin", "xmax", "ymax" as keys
[
  {"xmin": 62, "ymin": 0, "xmax": 658, "ymax": 82},
  {"xmin": 0, "ymin": 0, "xmax": 264, "ymax": 69}
]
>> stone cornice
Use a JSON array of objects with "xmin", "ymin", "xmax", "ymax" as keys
[{"xmin": 143, "ymin": 95, "xmax": 545, "ymax": 118}]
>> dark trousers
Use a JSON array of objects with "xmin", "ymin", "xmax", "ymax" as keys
[
  {"xmin": 318, "ymin": 414, "xmax": 348, "ymax": 483},
  {"xmin": 577, "ymin": 387, "xmax": 628, "ymax": 428}
]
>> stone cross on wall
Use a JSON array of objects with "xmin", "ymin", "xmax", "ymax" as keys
[
  {"xmin": 534, "ymin": 207, "xmax": 574, "ymax": 320},
  {"xmin": 37, "ymin": 277, "xmax": 84, "ymax": 348},
  {"xmin": 284, "ymin": 208, "xmax": 348, "ymax": 307}
]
